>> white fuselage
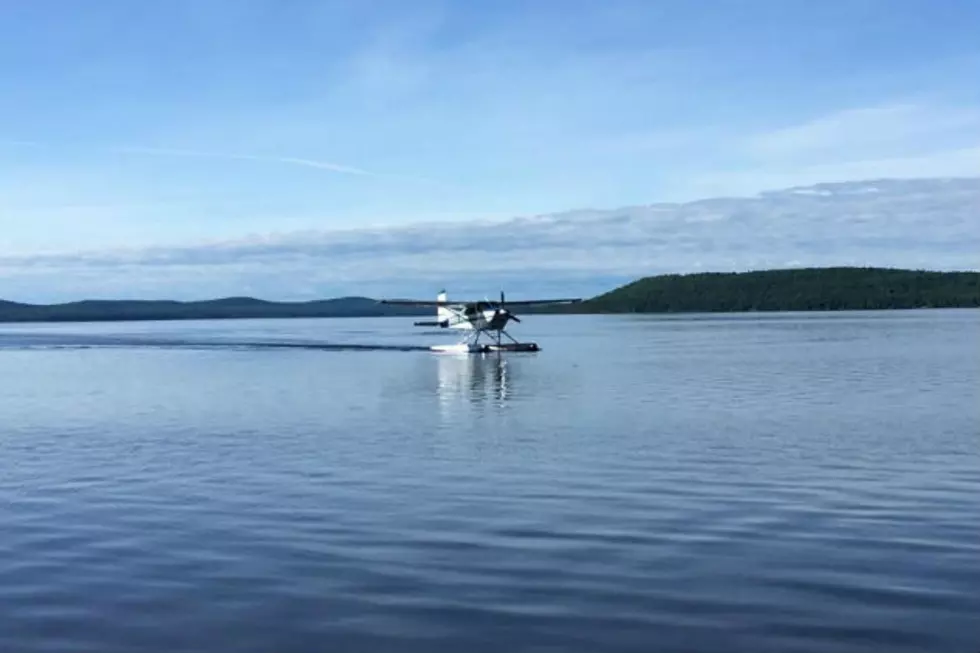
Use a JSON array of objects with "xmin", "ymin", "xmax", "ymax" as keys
[{"xmin": 446, "ymin": 307, "xmax": 508, "ymax": 331}]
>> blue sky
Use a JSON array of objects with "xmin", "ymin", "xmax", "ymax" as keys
[{"xmin": 1, "ymin": 0, "xmax": 979, "ymax": 301}]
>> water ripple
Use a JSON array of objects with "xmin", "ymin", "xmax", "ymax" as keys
[{"xmin": 1, "ymin": 312, "xmax": 978, "ymax": 652}]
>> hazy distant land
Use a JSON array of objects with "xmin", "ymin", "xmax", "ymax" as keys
[
  {"xmin": 0, "ymin": 296, "xmax": 426, "ymax": 323},
  {"xmin": 1, "ymin": 267, "xmax": 977, "ymax": 323}
]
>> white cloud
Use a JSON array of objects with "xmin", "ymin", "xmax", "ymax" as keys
[{"xmin": 2, "ymin": 177, "xmax": 977, "ymax": 302}]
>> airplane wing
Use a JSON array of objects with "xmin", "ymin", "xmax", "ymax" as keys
[
  {"xmin": 380, "ymin": 297, "xmax": 582, "ymax": 306},
  {"xmin": 379, "ymin": 299, "xmax": 456, "ymax": 306},
  {"xmin": 491, "ymin": 298, "xmax": 582, "ymax": 306}
]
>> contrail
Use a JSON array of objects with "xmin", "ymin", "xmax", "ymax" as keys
[
  {"xmin": 1, "ymin": 138, "xmax": 451, "ymax": 186},
  {"xmin": 0, "ymin": 139, "xmax": 369, "ymax": 175},
  {"xmin": 0, "ymin": 139, "xmax": 48, "ymax": 148},
  {"xmin": 111, "ymin": 145, "xmax": 452, "ymax": 186},
  {"xmin": 110, "ymin": 145, "xmax": 371, "ymax": 175}
]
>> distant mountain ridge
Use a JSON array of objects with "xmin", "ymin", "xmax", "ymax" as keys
[
  {"xmin": 1, "ymin": 267, "xmax": 977, "ymax": 323},
  {"xmin": 0, "ymin": 295, "xmax": 428, "ymax": 323}
]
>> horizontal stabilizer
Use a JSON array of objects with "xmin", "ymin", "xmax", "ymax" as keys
[{"xmin": 414, "ymin": 319, "xmax": 449, "ymax": 328}]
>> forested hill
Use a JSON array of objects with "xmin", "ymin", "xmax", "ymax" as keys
[{"xmin": 570, "ymin": 267, "xmax": 980, "ymax": 314}]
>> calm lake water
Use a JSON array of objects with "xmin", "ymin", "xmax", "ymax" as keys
[{"xmin": 1, "ymin": 310, "xmax": 978, "ymax": 653}]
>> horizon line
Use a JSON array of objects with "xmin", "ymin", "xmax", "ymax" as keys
[{"xmin": 3, "ymin": 264, "xmax": 976, "ymax": 307}]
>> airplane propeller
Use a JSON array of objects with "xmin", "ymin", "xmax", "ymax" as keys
[{"xmin": 492, "ymin": 290, "xmax": 520, "ymax": 323}]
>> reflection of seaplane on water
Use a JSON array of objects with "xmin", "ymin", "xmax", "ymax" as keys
[
  {"xmin": 381, "ymin": 290, "xmax": 581, "ymax": 353},
  {"xmin": 436, "ymin": 351, "xmax": 511, "ymax": 406}
]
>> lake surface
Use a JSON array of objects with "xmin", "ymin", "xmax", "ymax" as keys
[{"xmin": 1, "ymin": 310, "xmax": 978, "ymax": 653}]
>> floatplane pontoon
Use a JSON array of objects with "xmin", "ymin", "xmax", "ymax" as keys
[{"xmin": 380, "ymin": 290, "xmax": 581, "ymax": 353}]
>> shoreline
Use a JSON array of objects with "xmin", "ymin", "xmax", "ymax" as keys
[{"xmin": 3, "ymin": 267, "xmax": 978, "ymax": 324}]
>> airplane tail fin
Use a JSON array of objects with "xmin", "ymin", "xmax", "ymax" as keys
[
  {"xmin": 436, "ymin": 290, "xmax": 452, "ymax": 322},
  {"xmin": 411, "ymin": 289, "xmax": 453, "ymax": 327}
]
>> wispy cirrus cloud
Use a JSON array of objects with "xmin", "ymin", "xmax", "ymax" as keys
[
  {"xmin": 744, "ymin": 103, "xmax": 980, "ymax": 162},
  {"xmin": 640, "ymin": 101, "xmax": 980, "ymax": 200}
]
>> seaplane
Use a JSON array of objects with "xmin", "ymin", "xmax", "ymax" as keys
[{"xmin": 380, "ymin": 290, "xmax": 581, "ymax": 353}]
